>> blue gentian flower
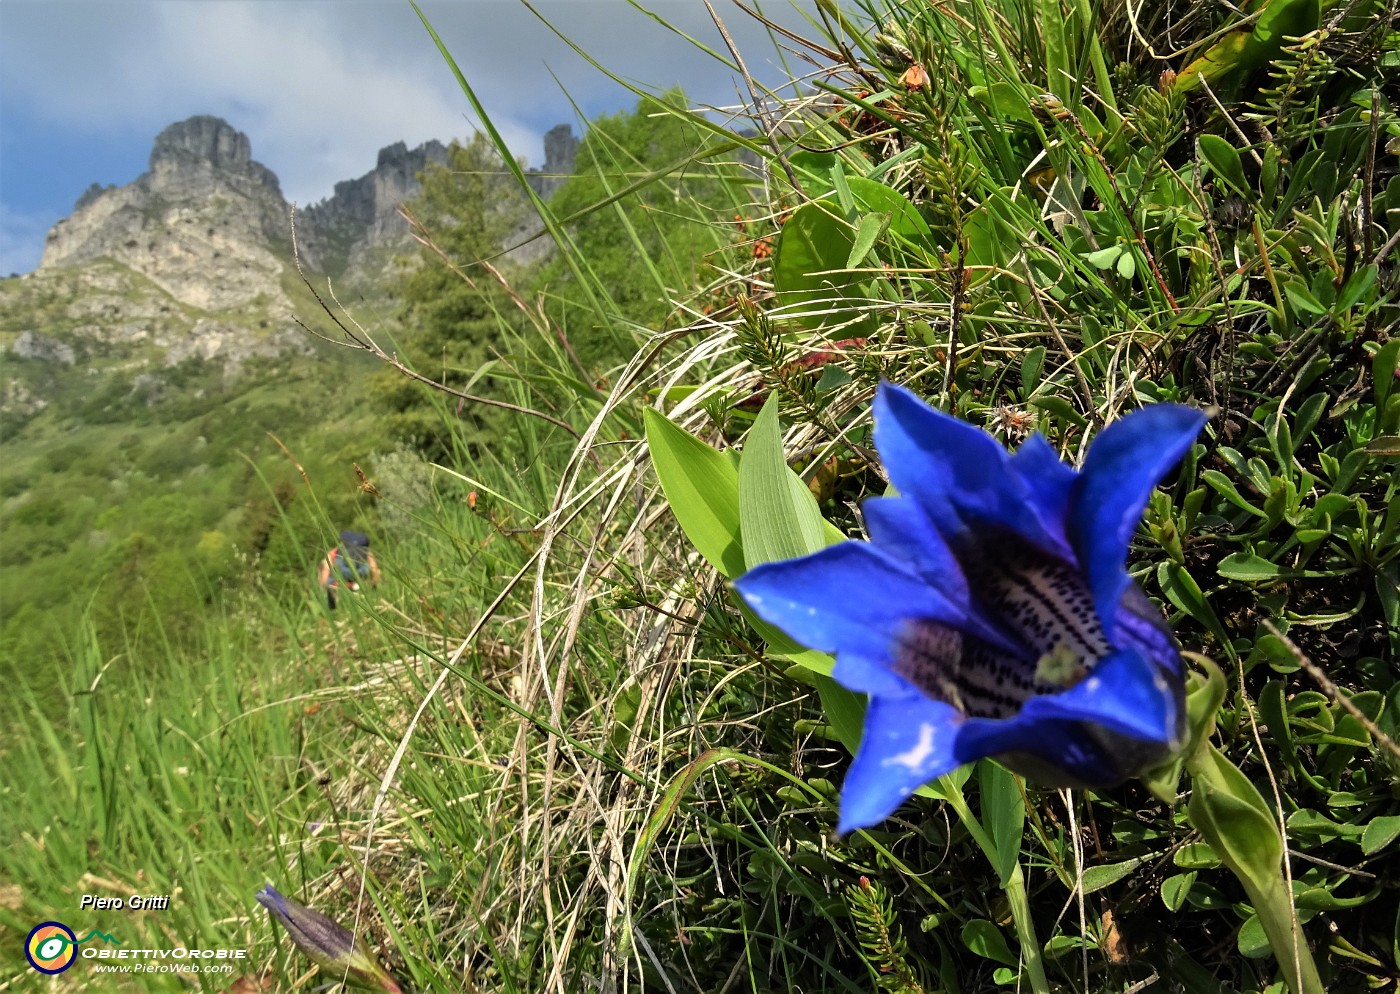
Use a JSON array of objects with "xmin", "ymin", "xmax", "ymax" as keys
[{"xmin": 735, "ymin": 384, "xmax": 1207, "ymax": 832}]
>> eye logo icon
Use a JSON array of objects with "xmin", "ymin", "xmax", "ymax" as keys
[{"xmin": 26, "ymin": 921, "xmax": 78, "ymax": 974}]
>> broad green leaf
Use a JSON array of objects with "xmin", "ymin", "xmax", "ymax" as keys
[
  {"xmin": 1082, "ymin": 855, "xmax": 1151, "ymax": 894},
  {"xmin": 1084, "ymin": 245, "xmax": 1123, "ymax": 269},
  {"xmin": 813, "ymin": 674, "xmax": 866, "ymax": 756},
  {"xmin": 1187, "ymin": 744, "xmax": 1284, "ymax": 898},
  {"xmin": 843, "ymin": 176, "xmax": 933, "ymax": 244},
  {"xmin": 1292, "ymin": 886, "xmax": 1374, "ymax": 911},
  {"xmin": 1158, "ymin": 563, "xmax": 1233, "ymax": 654},
  {"xmin": 1202, "ymin": 469, "xmax": 1266, "ymax": 516},
  {"xmin": 1199, "ymin": 135, "xmax": 1249, "ymax": 198},
  {"xmin": 1237, "ymin": 913, "xmax": 1270, "ymax": 958},
  {"xmin": 1173, "ymin": 842, "xmax": 1221, "ymax": 869},
  {"xmin": 1284, "ymin": 281, "xmax": 1327, "ymax": 316},
  {"xmin": 961, "ymin": 919, "xmax": 1018, "ymax": 967},
  {"xmin": 772, "ymin": 200, "xmax": 867, "ymax": 331},
  {"xmin": 787, "ymin": 149, "xmax": 840, "ymax": 190},
  {"xmin": 968, "ymin": 81, "xmax": 1039, "ymax": 124},
  {"xmin": 978, "ymin": 761, "xmax": 1026, "ymax": 887},
  {"xmin": 1028, "ymin": 395, "xmax": 1088, "ymax": 426},
  {"xmin": 738, "ymin": 395, "xmax": 828, "ymax": 569},
  {"xmin": 628, "ymin": 748, "xmax": 744, "ymax": 885},
  {"xmin": 643, "ymin": 407, "xmax": 745, "ymax": 578},
  {"xmin": 1364, "ymin": 436, "xmax": 1400, "ymax": 457},
  {"xmin": 1374, "ymin": 340, "xmax": 1399, "ymax": 408},
  {"xmin": 1286, "ymin": 808, "xmax": 1365, "ymax": 839},
  {"xmin": 1162, "ymin": 872, "xmax": 1197, "ymax": 911},
  {"xmin": 1020, "ymin": 345, "xmax": 1046, "ymax": 397},
  {"xmin": 1261, "ymin": 144, "xmax": 1281, "ymax": 204},
  {"xmin": 1217, "ymin": 552, "xmax": 1283, "ymax": 581},
  {"xmin": 846, "ymin": 212, "xmax": 887, "ymax": 269},
  {"xmin": 1362, "ymin": 815, "xmax": 1400, "ymax": 856},
  {"xmin": 1338, "ymin": 265, "xmax": 1378, "ymax": 310},
  {"xmin": 1174, "ymin": 0, "xmax": 1320, "ymax": 93}
]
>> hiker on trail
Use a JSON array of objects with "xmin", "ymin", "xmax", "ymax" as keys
[{"xmin": 318, "ymin": 530, "xmax": 380, "ymax": 610}]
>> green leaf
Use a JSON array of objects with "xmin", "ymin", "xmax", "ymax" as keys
[
  {"xmin": 1082, "ymin": 855, "xmax": 1151, "ymax": 894},
  {"xmin": 1237, "ymin": 913, "xmax": 1271, "ymax": 958},
  {"xmin": 1028, "ymin": 395, "xmax": 1088, "ymax": 426},
  {"xmin": 978, "ymin": 761, "xmax": 1026, "ymax": 887},
  {"xmin": 968, "ymin": 81, "xmax": 1039, "ymax": 124},
  {"xmin": 1174, "ymin": 0, "xmax": 1320, "ymax": 94},
  {"xmin": 1202, "ymin": 469, "xmax": 1266, "ymax": 517},
  {"xmin": 1374, "ymin": 340, "xmax": 1399, "ymax": 409},
  {"xmin": 812, "ymin": 673, "xmax": 866, "ymax": 756},
  {"xmin": 961, "ymin": 919, "xmax": 1018, "ymax": 967},
  {"xmin": 1020, "ymin": 345, "xmax": 1046, "ymax": 397},
  {"xmin": 738, "ymin": 395, "xmax": 828, "ymax": 569},
  {"xmin": 1173, "ymin": 843, "xmax": 1222, "ymax": 869},
  {"xmin": 1162, "ymin": 871, "xmax": 1197, "ymax": 911},
  {"xmin": 643, "ymin": 407, "xmax": 745, "ymax": 578},
  {"xmin": 1286, "ymin": 808, "xmax": 1365, "ymax": 839},
  {"xmin": 1158, "ymin": 563, "xmax": 1233, "ymax": 655},
  {"xmin": 1284, "ymin": 281, "xmax": 1327, "ymax": 316},
  {"xmin": 1338, "ymin": 265, "xmax": 1378, "ymax": 310},
  {"xmin": 1362, "ymin": 815, "xmax": 1400, "ymax": 856},
  {"xmin": 772, "ymin": 200, "xmax": 865, "ymax": 331},
  {"xmin": 844, "ymin": 176, "xmax": 933, "ymax": 244},
  {"xmin": 1364, "ymin": 436, "xmax": 1400, "ymax": 457},
  {"xmin": 846, "ymin": 212, "xmax": 887, "ymax": 269},
  {"xmin": 1083, "ymin": 245, "xmax": 1123, "ymax": 269},
  {"xmin": 1187, "ymin": 744, "xmax": 1284, "ymax": 898},
  {"xmin": 628, "ymin": 748, "xmax": 746, "ymax": 885},
  {"xmin": 1199, "ymin": 135, "xmax": 1249, "ymax": 198},
  {"xmin": 1218, "ymin": 552, "xmax": 1283, "ymax": 581}
]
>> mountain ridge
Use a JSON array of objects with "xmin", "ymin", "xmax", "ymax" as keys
[{"xmin": 3, "ymin": 115, "xmax": 575, "ymax": 404}]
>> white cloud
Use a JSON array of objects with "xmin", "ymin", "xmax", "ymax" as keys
[{"xmin": 0, "ymin": 0, "xmax": 816, "ymax": 265}]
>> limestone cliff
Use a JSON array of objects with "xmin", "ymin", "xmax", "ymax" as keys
[
  {"xmin": 299, "ymin": 139, "xmax": 450, "ymax": 285},
  {"xmin": 39, "ymin": 116, "xmax": 297, "ymax": 312},
  {"xmin": 7, "ymin": 115, "xmax": 575, "ymax": 405}
]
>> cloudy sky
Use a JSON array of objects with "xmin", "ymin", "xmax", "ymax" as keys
[{"xmin": 0, "ymin": 0, "xmax": 817, "ymax": 275}]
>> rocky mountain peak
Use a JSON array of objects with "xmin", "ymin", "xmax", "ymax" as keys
[
  {"xmin": 151, "ymin": 115, "xmax": 252, "ymax": 172},
  {"xmin": 17, "ymin": 116, "xmax": 575, "ymax": 380},
  {"xmin": 38, "ymin": 115, "xmax": 294, "ymax": 310}
]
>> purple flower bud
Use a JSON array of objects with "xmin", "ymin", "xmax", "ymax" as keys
[{"xmin": 256, "ymin": 885, "xmax": 402, "ymax": 993}]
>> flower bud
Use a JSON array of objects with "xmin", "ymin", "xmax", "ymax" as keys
[{"xmin": 255, "ymin": 885, "xmax": 402, "ymax": 993}]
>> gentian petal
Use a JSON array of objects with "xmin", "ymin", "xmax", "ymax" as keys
[
  {"xmin": 839, "ymin": 694, "xmax": 963, "ymax": 832},
  {"xmin": 1070, "ymin": 405, "xmax": 1207, "ymax": 628},
  {"xmin": 1009, "ymin": 433, "xmax": 1077, "ymax": 555},
  {"xmin": 1115, "ymin": 582, "xmax": 1183, "ymax": 675},
  {"xmin": 872, "ymin": 384, "xmax": 1014, "ymax": 531},
  {"xmin": 1016, "ymin": 648, "xmax": 1177, "ymax": 743},
  {"xmin": 873, "ymin": 383, "xmax": 1061, "ymax": 551},
  {"xmin": 953, "ymin": 716, "xmax": 1138, "ymax": 787},
  {"xmin": 736, "ymin": 542, "xmax": 966, "ymax": 697},
  {"xmin": 862, "ymin": 494, "xmax": 968, "ymax": 603}
]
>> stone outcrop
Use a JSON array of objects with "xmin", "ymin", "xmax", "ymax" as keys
[
  {"xmin": 526, "ymin": 124, "xmax": 579, "ymax": 199},
  {"xmin": 11, "ymin": 115, "xmax": 574, "ymax": 391},
  {"xmin": 299, "ymin": 138, "xmax": 450, "ymax": 283},
  {"xmin": 509, "ymin": 125, "xmax": 579, "ymax": 265},
  {"xmin": 40, "ymin": 117, "xmax": 295, "ymax": 312}
]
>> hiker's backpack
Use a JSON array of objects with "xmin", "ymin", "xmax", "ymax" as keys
[{"xmin": 335, "ymin": 531, "xmax": 372, "ymax": 581}]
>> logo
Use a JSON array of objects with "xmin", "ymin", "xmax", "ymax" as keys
[
  {"xmin": 26, "ymin": 921, "xmax": 77, "ymax": 974},
  {"xmin": 24, "ymin": 921, "xmax": 120, "ymax": 974}
]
